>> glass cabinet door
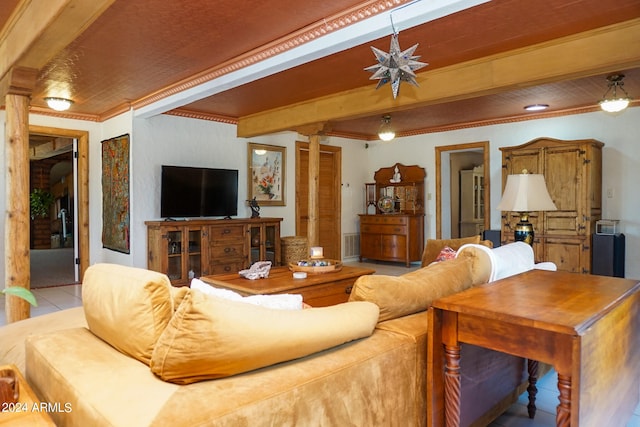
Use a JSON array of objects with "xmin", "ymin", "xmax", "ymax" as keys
[
  {"xmin": 263, "ymin": 224, "xmax": 277, "ymax": 263},
  {"xmin": 249, "ymin": 225, "xmax": 260, "ymax": 265},
  {"xmin": 187, "ymin": 228, "xmax": 202, "ymax": 279},
  {"xmin": 248, "ymin": 223, "xmax": 279, "ymax": 265},
  {"xmin": 166, "ymin": 229, "xmax": 183, "ymax": 282}
]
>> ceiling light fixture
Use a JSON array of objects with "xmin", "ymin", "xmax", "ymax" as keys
[
  {"xmin": 44, "ymin": 97, "xmax": 74, "ymax": 112},
  {"xmin": 378, "ymin": 115, "xmax": 395, "ymax": 141},
  {"xmin": 364, "ymin": 9, "xmax": 427, "ymax": 99},
  {"xmin": 599, "ymin": 74, "xmax": 632, "ymax": 113},
  {"xmin": 524, "ymin": 104, "xmax": 549, "ymax": 112}
]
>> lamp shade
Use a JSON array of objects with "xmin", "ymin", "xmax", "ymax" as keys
[{"xmin": 496, "ymin": 173, "xmax": 557, "ymax": 212}]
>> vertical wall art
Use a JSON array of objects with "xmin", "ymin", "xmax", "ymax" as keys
[
  {"xmin": 248, "ymin": 143, "xmax": 286, "ymax": 206},
  {"xmin": 101, "ymin": 134, "xmax": 130, "ymax": 253}
]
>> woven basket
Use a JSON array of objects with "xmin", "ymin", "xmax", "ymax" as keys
[{"xmin": 281, "ymin": 236, "xmax": 308, "ymax": 265}]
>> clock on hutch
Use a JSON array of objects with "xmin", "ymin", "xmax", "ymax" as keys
[{"xmin": 359, "ymin": 163, "xmax": 426, "ymax": 267}]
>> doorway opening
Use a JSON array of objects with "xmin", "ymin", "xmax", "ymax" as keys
[
  {"xmin": 29, "ymin": 142, "xmax": 76, "ymax": 287},
  {"xmin": 435, "ymin": 141, "xmax": 490, "ymax": 239},
  {"xmin": 28, "ymin": 125, "xmax": 90, "ymax": 288}
]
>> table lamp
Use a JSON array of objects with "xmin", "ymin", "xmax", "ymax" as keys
[{"xmin": 496, "ymin": 170, "xmax": 557, "ymax": 245}]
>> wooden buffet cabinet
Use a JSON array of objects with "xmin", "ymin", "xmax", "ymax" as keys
[
  {"xmin": 359, "ymin": 163, "xmax": 425, "ymax": 267},
  {"xmin": 500, "ymin": 137, "xmax": 603, "ymax": 273},
  {"xmin": 146, "ymin": 217, "xmax": 282, "ymax": 286}
]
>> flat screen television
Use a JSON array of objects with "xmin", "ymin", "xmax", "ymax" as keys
[{"xmin": 160, "ymin": 165, "xmax": 238, "ymax": 218}]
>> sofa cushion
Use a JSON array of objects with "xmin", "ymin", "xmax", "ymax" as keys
[
  {"xmin": 25, "ymin": 322, "xmax": 418, "ymax": 427},
  {"xmin": 421, "ymin": 236, "xmax": 493, "ymax": 267},
  {"xmin": 349, "ymin": 250, "xmax": 491, "ymax": 322},
  {"xmin": 82, "ymin": 263, "xmax": 174, "ymax": 365},
  {"xmin": 150, "ymin": 289, "xmax": 379, "ymax": 384},
  {"xmin": 0, "ymin": 307, "xmax": 87, "ymax": 372}
]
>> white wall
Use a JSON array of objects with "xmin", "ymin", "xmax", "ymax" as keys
[
  {"xmin": 362, "ymin": 107, "xmax": 640, "ymax": 279},
  {"xmin": 129, "ymin": 116, "xmax": 367, "ymax": 267}
]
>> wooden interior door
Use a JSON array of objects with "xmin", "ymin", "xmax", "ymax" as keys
[{"xmin": 295, "ymin": 142, "xmax": 341, "ymax": 260}]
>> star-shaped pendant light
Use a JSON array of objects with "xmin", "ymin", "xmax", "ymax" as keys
[{"xmin": 365, "ymin": 32, "xmax": 428, "ymax": 99}]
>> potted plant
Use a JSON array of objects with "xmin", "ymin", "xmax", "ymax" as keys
[{"xmin": 29, "ymin": 188, "xmax": 55, "ymax": 219}]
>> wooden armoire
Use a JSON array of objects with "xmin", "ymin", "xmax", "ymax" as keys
[{"xmin": 500, "ymin": 137, "xmax": 603, "ymax": 273}]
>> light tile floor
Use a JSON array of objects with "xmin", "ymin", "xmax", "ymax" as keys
[{"xmin": 1, "ymin": 261, "xmax": 639, "ymax": 426}]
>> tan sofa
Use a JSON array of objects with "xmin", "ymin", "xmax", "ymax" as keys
[{"xmin": 0, "ymin": 248, "xmax": 525, "ymax": 427}]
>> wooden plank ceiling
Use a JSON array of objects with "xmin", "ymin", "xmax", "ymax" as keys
[{"xmin": 2, "ymin": 0, "xmax": 640, "ymax": 140}]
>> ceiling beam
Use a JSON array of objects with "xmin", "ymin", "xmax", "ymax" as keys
[
  {"xmin": 30, "ymin": 136, "xmax": 74, "ymax": 160},
  {"xmin": 237, "ymin": 18, "xmax": 640, "ymax": 138},
  {"xmin": 132, "ymin": 0, "xmax": 489, "ymax": 119},
  {"xmin": 0, "ymin": 0, "xmax": 115, "ymax": 99}
]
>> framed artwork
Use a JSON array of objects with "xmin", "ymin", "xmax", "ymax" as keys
[
  {"xmin": 101, "ymin": 134, "xmax": 130, "ymax": 253},
  {"xmin": 248, "ymin": 143, "xmax": 285, "ymax": 206}
]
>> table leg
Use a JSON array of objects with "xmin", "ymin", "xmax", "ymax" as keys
[
  {"xmin": 556, "ymin": 373, "xmax": 571, "ymax": 427},
  {"xmin": 444, "ymin": 344, "xmax": 462, "ymax": 427},
  {"xmin": 527, "ymin": 359, "xmax": 538, "ymax": 418}
]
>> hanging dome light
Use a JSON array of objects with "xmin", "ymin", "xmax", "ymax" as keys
[
  {"xmin": 377, "ymin": 115, "xmax": 395, "ymax": 141},
  {"xmin": 599, "ymin": 74, "xmax": 631, "ymax": 113},
  {"xmin": 44, "ymin": 97, "xmax": 74, "ymax": 111}
]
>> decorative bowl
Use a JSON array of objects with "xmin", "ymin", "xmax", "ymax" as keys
[{"xmin": 289, "ymin": 259, "xmax": 342, "ymax": 274}]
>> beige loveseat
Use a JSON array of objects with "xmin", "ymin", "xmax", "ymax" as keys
[{"xmin": 0, "ymin": 246, "xmax": 526, "ymax": 427}]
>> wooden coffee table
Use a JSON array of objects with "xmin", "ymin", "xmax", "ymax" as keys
[
  {"xmin": 428, "ymin": 270, "xmax": 640, "ymax": 427},
  {"xmin": 200, "ymin": 265, "xmax": 375, "ymax": 307}
]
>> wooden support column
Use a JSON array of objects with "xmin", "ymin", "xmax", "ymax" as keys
[
  {"xmin": 3, "ymin": 67, "xmax": 37, "ymax": 323},
  {"xmin": 296, "ymin": 123, "xmax": 330, "ymax": 248},
  {"xmin": 307, "ymin": 134, "xmax": 320, "ymax": 247},
  {"xmin": 5, "ymin": 94, "xmax": 31, "ymax": 323}
]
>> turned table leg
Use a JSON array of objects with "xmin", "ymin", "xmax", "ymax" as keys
[
  {"xmin": 444, "ymin": 344, "xmax": 462, "ymax": 427},
  {"xmin": 556, "ymin": 373, "xmax": 571, "ymax": 427},
  {"xmin": 527, "ymin": 359, "xmax": 538, "ymax": 418}
]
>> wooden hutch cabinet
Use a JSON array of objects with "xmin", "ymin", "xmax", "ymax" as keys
[
  {"xmin": 146, "ymin": 217, "xmax": 282, "ymax": 286},
  {"xmin": 500, "ymin": 137, "xmax": 603, "ymax": 273},
  {"xmin": 359, "ymin": 163, "xmax": 425, "ymax": 267}
]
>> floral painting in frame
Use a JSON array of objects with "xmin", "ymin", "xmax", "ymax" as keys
[{"xmin": 248, "ymin": 143, "xmax": 285, "ymax": 206}]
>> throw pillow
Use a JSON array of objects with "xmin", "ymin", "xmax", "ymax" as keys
[
  {"xmin": 421, "ymin": 236, "xmax": 481, "ymax": 267},
  {"xmin": 150, "ymin": 289, "xmax": 379, "ymax": 384},
  {"xmin": 190, "ymin": 278, "xmax": 304, "ymax": 310},
  {"xmin": 82, "ymin": 263, "xmax": 174, "ymax": 365},
  {"xmin": 434, "ymin": 246, "xmax": 457, "ymax": 263},
  {"xmin": 349, "ymin": 256, "xmax": 475, "ymax": 322}
]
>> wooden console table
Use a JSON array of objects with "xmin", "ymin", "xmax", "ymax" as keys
[{"xmin": 429, "ymin": 270, "xmax": 640, "ymax": 427}]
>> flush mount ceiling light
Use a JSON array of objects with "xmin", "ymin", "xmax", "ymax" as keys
[
  {"xmin": 599, "ymin": 74, "xmax": 632, "ymax": 113},
  {"xmin": 524, "ymin": 104, "xmax": 549, "ymax": 112},
  {"xmin": 44, "ymin": 97, "xmax": 74, "ymax": 111},
  {"xmin": 378, "ymin": 115, "xmax": 395, "ymax": 141}
]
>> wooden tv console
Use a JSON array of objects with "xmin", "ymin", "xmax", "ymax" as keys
[{"xmin": 146, "ymin": 217, "xmax": 282, "ymax": 286}]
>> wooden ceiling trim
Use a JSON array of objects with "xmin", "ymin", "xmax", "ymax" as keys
[
  {"xmin": 27, "ymin": 105, "xmax": 101, "ymax": 122},
  {"xmin": 164, "ymin": 109, "xmax": 239, "ymax": 125},
  {"xmin": 131, "ymin": 0, "xmax": 414, "ymax": 112},
  {"xmin": 237, "ymin": 19, "xmax": 640, "ymax": 138}
]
